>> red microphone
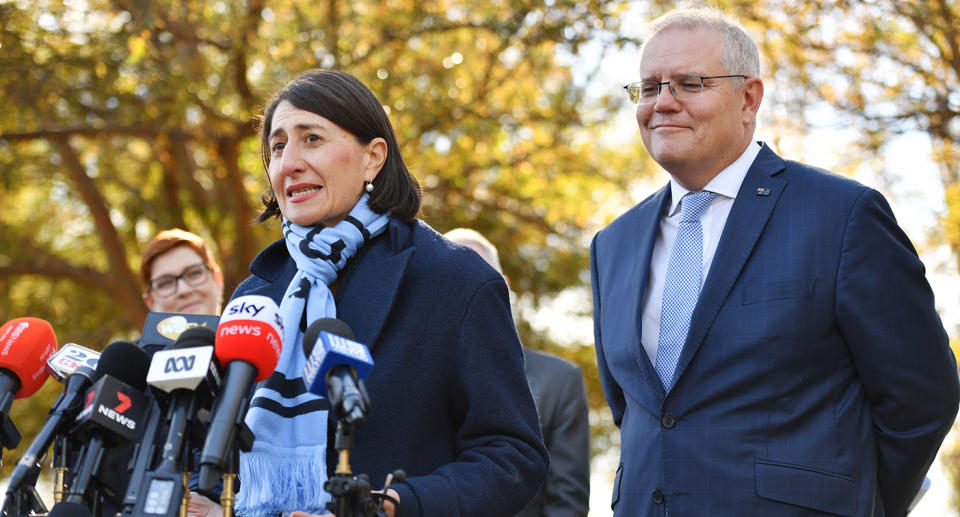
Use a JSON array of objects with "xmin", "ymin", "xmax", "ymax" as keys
[
  {"xmin": 198, "ymin": 295, "xmax": 282, "ymax": 490},
  {"xmin": 0, "ymin": 317, "xmax": 58, "ymax": 451},
  {"xmin": 212, "ymin": 295, "xmax": 282, "ymax": 381},
  {"xmin": 0, "ymin": 317, "xmax": 58, "ymax": 400}
]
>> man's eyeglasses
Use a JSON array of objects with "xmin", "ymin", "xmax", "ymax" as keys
[
  {"xmin": 149, "ymin": 263, "xmax": 210, "ymax": 298},
  {"xmin": 624, "ymin": 75, "xmax": 748, "ymax": 105}
]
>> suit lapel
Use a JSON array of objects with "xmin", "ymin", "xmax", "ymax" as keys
[
  {"xmin": 631, "ymin": 187, "xmax": 673, "ymax": 399},
  {"xmin": 337, "ymin": 222, "xmax": 414, "ymax": 353},
  {"xmin": 598, "ymin": 184, "xmax": 671, "ymax": 403},
  {"xmin": 671, "ymin": 147, "xmax": 787, "ymax": 387}
]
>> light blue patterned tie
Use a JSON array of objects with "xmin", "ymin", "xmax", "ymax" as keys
[{"xmin": 655, "ymin": 190, "xmax": 717, "ymax": 390}]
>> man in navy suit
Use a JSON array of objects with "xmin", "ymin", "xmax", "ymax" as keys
[{"xmin": 590, "ymin": 7, "xmax": 960, "ymax": 516}]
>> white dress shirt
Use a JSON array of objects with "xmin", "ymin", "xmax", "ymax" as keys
[{"xmin": 640, "ymin": 142, "xmax": 763, "ymax": 364}]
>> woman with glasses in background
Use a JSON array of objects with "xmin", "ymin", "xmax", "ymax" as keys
[{"xmin": 141, "ymin": 228, "xmax": 224, "ymax": 316}]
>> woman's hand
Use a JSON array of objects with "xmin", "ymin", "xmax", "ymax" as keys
[
  {"xmin": 184, "ymin": 489, "xmax": 396, "ymax": 517},
  {"xmin": 287, "ymin": 488, "xmax": 398, "ymax": 517},
  {"xmin": 374, "ymin": 488, "xmax": 400, "ymax": 517},
  {"xmin": 186, "ymin": 492, "xmax": 223, "ymax": 517}
]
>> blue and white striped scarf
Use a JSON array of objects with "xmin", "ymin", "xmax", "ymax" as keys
[{"xmin": 236, "ymin": 194, "xmax": 390, "ymax": 517}]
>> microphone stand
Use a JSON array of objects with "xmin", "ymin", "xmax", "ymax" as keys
[
  {"xmin": 219, "ymin": 448, "xmax": 238, "ymax": 517},
  {"xmin": 323, "ymin": 419, "xmax": 378, "ymax": 517},
  {"xmin": 1, "ymin": 487, "xmax": 47, "ymax": 517},
  {"xmin": 53, "ymin": 434, "xmax": 70, "ymax": 503},
  {"xmin": 1, "ymin": 470, "xmax": 47, "ymax": 517},
  {"xmin": 323, "ymin": 379, "xmax": 401, "ymax": 517},
  {"xmin": 65, "ymin": 435, "xmax": 106, "ymax": 509},
  {"xmin": 122, "ymin": 401, "xmax": 165, "ymax": 516},
  {"xmin": 1, "ymin": 383, "xmax": 45, "ymax": 517},
  {"xmin": 215, "ymin": 422, "xmax": 253, "ymax": 517},
  {"xmin": 0, "ymin": 379, "xmax": 22, "ymax": 452}
]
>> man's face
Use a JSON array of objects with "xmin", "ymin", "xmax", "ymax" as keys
[{"xmin": 637, "ymin": 26, "xmax": 754, "ymax": 186}]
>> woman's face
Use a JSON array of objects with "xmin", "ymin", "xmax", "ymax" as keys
[
  {"xmin": 143, "ymin": 245, "xmax": 224, "ymax": 315},
  {"xmin": 266, "ymin": 100, "xmax": 386, "ymax": 227}
]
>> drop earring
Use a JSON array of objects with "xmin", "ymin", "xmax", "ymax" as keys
[{"xmin": 365, "ymin": 182, "xmax": 375, "ymax": 193}]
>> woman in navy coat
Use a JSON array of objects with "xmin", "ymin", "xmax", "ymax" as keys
[{"xmin": 198, "ymin": 69, "xmax": 548, "ymax": 517}]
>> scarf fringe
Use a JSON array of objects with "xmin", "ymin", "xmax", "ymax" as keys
[{"xmin": 235, "ymin": 444, "xmax": 330, "ymax": 517}]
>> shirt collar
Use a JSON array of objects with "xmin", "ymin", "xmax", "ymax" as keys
[{"xmin": 667, "ymin": 141, "xmax": 763, "ymax": 216}]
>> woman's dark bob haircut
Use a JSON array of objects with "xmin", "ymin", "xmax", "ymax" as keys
[{"xmin": 256, "ymin": 69, "xmax": 421, "ymax": 223}]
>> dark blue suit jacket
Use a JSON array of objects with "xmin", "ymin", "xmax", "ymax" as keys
[
  {"xmin": 590, "ymin": 145, "xmax": 959, "ymax": 516},
  {"xmin": 517, "ymin": 348, "xmax": 591, "ymax": 517},
  {"xmin": 233, "ymin": 218, "xmax": 548, "ymax": 517}
]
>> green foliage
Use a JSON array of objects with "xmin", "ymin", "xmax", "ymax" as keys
[{"xmin": 725, "ymin": 0, "xmax": 960, "ymax": 270}]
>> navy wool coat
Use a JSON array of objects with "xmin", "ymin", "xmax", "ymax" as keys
[{"xmin": 233, "ymin": 218, "xmax": 549, "ymax": 517}]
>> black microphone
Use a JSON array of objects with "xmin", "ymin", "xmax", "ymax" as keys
[
  {"xmin": 119, "ymin": 398, "xmax": 165, "ymax": 516},
  {"xmin": 197, "ymin": 296, "xmax": 281, "ymax": 492},
  {"xmin": 48, "ymin": 500, "xmax": 93, "ymax": 517},
  {"xmin": 65, "ymin": 341, "xmax": 151, "ymax": 507},
  {"xmin": 130, "ymin": 327, "xmax": 221, "ymax": 517},
  {"xmin": 6, "ymin": 345, "xmax": 102, "ymax": 493}
]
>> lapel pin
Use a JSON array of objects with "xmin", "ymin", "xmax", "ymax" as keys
[{"xmin": 755, "ymin": 187, "xmax": 771, "ymax": 196}]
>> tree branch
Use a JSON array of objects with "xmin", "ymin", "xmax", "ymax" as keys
[{"xmin": 50, "ymin": 136, "xmax": 147, "ymax": 328}]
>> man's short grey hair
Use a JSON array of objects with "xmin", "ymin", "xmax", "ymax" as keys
[
  {"xmin": 643, "ymin": 7, "xmax": 760, "ymax": 78},
  {"xmin": 443, "ymin": 228, "xmax": 502, "ymax": 273}
]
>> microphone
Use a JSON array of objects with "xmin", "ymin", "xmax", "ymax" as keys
[
  {"xmin": 131, "ymin": 326, "xmax": 221, "ymax": 517},
  {"xmin": 0, "ymin": 317, "xmax": 58, "ymax": 399},
  {"xmin": 6, "ymin": 344, "xmax": 102, "ymax": 493},
  {"xmin": 121, "ymin": 313, "xmax": 220, "ymax": 513},
  {"xmin": 146, "ymin": 326, "xmax": 220, "ymax": 403},
  {"xmin": 141, "ymin": 312, "xmax": 221, "ymax": 349},
  {"xmin": 48, "ymin": 501, "xmax": 93, "ymax": 517},
  {"xmin": 197, "ymin": 295, "xmax": 282, "ymax": 491},
  {"xmin": 302, "ymin": 318, "xmax": 374, "ymax": 425},
  {"xmin": 46, "ymin": 343, "xmax": 101, "ymax": 382},
  {"xmin": 65, "ymin": 341, "xmax": 151, "ymax": 506},
  {"xmin": 0, "ymin": 317, "xmax": 58, "ymax": 450}
]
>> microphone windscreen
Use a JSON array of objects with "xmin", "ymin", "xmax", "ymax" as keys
[
  {"xmin": 302, "ymin": 318, "xmax": 373, "ymax": 398},
  {"xmin": 96, "ymin": 341, "xmax": 150, "ymax": 391},
  {"xmin": 48, "ymin": 502, "xmax": 93, "ymax": 517},
  {"xmin": 302, "ymin": 318, "xmax": 355, "ymax": 357},
  {"xmin": 0, "ymin": 317, "xmax": 58, "ymax": 398},
  {"xmin": 215, "ymin": 295, "xmax": 282, "ymax": 382},
  {"xmin": 172, "ymin": 326, "xmax": 216, "ymax": 350}
]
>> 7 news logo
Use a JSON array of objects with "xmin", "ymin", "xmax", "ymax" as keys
[
  {"xmin": 81, "ymin": 387, "xmax": 135, "ymax": 429},
  {"xmin": 76, "ymin": 378, "xmax": 142, "ymax": 433}
]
